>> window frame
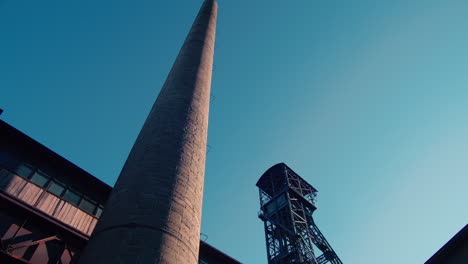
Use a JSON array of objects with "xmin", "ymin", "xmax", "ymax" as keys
[
  {"xmin": 29, "ymin": 170, "xmax": 51, "ymax": 188},
  {"xmin": 78, "ymin": 196, "xmax": 98, "ymax": 215},
  {"xmin": 62, "ymin": 188, "xmax": 82, "ymax": 206},
  {"xmin": 0, "ymin": 160, "xmax": 105, "ymax": 218},
  {"xmin": 47, "ymin": 180, "xmax": 67, "ymax": 197}
]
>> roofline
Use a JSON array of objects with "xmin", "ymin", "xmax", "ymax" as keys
[
  {"xmin": 256, "ymin": 162, "xmax": 318, "ymax": 192},
  {"xmin": 200, "ymin": 240, "xmax": 242, "ymax": 263},
  {"xmin": 0, "ymin": 120, "xmax": 112, "ymax": 191},
  {"xmin": 425, "ymin": 224, "xmax": 468, "ymax": 263}
]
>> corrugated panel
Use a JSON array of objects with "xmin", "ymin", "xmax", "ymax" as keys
[
  {"xmin": 17, "ymin": 182, "xmax": 43, "ymax": 206},
  {"xmin": 4, "ymin": 175, "xmax": 27, "ymax": 196},
  {"xmin": 51, "ymin": 201, "xmax": 97, "ymax": 235},
  {"xmin": 80, "ymin": 215, "xmax": 93, "ymax": 234},
  {"xmin": 81, "ymin": 215, "xmax": 92, "ymax": 234},
  {"xmin": 56, "ymin": 202, "xmax": 71, "ymax": 221},
  {"xmin": 70, "ymin": 209, "xmax": 83, "ymax": 228},
  {"xmin": 75, "ymin": 211, "xmax": 86, "ymax": 230},
  {"xmin": 63, "ymin": 205, "xmax": 78, "ymax": 225},
  {"xmin": 82, "ymin": 215, "xmax": 93, "ymax": 233},
  {"xmin": 77, "ymin": 211, "xmax": 89, "ymax": 231},
  {"xmin": 36, "ymin": 193, "xmax": 60, "ymax": 215},
  {"xmin": 0, "ymin": 172, "xmax": 100, "ymax": 236},
  {"xmin": 52, "ymin": 200, "xmax": 66, "ymax": 218},
  {"xmin": 87, "ymin": 218, "xmax": 98, "ymax": 236}
]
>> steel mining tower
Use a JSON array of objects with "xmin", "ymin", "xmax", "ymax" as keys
[{"xmin": 257, "ymin": 163, "xmax": 343, "ymax": 264}]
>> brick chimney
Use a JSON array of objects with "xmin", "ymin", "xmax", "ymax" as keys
[{"xmin": 77, "ymin": 1, "xmax": 217, "ymax": 263}]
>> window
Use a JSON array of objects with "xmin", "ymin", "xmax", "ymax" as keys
[
  {"xmin": 0, "ymin": 168, "xmax": 14, "ymax": 183},
  {"xmin": 95, "ymin": 205, "xmax": 104, "ymax": 218},
  {"xmin": 14, "ymin": 164, "xmax": 33, "ymax": 178},
  {"xmin": 30, "ymin": 171, "xmax": 50, "ymax": 187},
  {"xmin": 63, "ymin": 189, "xmax": 81, "ymax": 206},
  {"xmin": 48, "ymin": 181, "xmax": 66, "ymax": 197},
  {"xmin": 79, "ymin": 197, "xmax": 96, "ymax": 215}
]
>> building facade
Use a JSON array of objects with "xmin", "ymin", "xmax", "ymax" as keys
[{"xmin": 0, "ymin": 120, "xmax": 240, "ymax": 264}]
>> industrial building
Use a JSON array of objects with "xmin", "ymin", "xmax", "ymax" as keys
[
  {"xmin": 0, "ymin": 119, "xmax": 240, "ymax": 264},
  {"xmin": 425, "ymin": 224, "xmax": 468, "ymax": 264}
]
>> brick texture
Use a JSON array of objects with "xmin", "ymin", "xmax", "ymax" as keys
[{"xmin": 77, "ymin": 1, "xmax": 217, "ymax": 263}]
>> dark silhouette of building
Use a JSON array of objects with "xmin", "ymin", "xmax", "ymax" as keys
[
  {"xmin": 257, "ymin": 163, "xmax": 342, "ymax": 264},
  {"xmin": 0, "ymin": 120, "xmax": 240, "ymax": 263},
  {"xmin": 425, "ymin": 224, "xmax": 468, "ymax": 264}
]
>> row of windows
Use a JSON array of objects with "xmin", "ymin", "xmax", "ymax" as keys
[{"xmin": 0, "ymin": 153, "xmax": 103, "ymax": 218}]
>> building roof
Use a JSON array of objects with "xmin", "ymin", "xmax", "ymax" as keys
[
  {"xmin": 425, "ymin": 224, "xmax": 468, "ymax": 264},
  {"xmin": 256, "ymin": 162, "xmax": 318, "ymax": 196},
  {"xmin": 0, "ymin": 120, "xmax": 113, "ymax": 200},
  {"xmin": 200, "ymin": 241, "xmax": 242, "ymax": 264}
]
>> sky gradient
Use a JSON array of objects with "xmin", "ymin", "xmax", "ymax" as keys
[{"xmin": 1, "ymin": 0, "xmax": 468, "ymax": 263}]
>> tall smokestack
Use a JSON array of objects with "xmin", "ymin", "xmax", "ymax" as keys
[{"xmin": 78, "ymin": 0, "xmax": 217, "ymax": 263}]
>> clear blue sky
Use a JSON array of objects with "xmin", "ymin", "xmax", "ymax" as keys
[{"xmin": 1, "ymin": 0, "xmax": 467, "ymax": 263}]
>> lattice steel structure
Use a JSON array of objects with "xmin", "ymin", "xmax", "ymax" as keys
[{"xmin": 257, "ymin": 163, "xmax": 343, "ymax": 264}]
